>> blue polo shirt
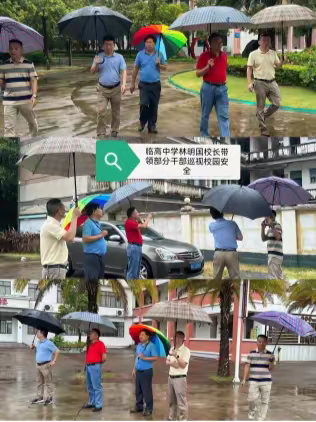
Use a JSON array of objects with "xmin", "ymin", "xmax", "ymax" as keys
[
  {"xmin": 135, "ymin": 50, "xmax": 166, "ymax": 83},
  {"xmin": 135, "ymin": 341, "xmax": 157, "ymax": 370},
  {"xmin": 209, "ymin": 218, "xmax": 242, "ymax": 250},
  {"xmin": 36, "ymin": 339, "xmax": 57, "ymax": 363},
  {"xmin": 82, "ymin": 218, "xmax": 107, "ymax": 256},
  {"xmin": 93, "ymin": 52, "xmax": 126, "ymax": 86}
]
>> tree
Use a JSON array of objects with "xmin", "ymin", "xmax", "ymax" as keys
[
  {"xmin": 169, "ymin": 279, "xmax": 287, "ymax": 377},
  {"xmin": 287, "ymin": 280, "xmax": 316, "ymax": 313}
]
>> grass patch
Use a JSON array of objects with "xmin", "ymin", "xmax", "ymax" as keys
[
  {"xmin": 0, "ymin": 253, "xmax": 40, "ymax": 261},
  {"xmin": 171, "ymin": 71, "xmax": 316, "ymax": 111},
  {"xmin": 210, "ymin": 375, "xmax": 234, "ymax": 383},
  {"xmin": 37, "ymin": 66, "xmax": 85, "ymax": 76}
]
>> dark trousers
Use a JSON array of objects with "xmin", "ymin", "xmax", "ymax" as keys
[
  {"xmin": 136, "ymin": 369, "xmax": 153, "ymax": 412},
  {"xmin": 139, "ymin": 81, "xmax": 161, "ymax": 129},
  {"xmin": 83, "ymin": 253, "xmax": 105, "ymax": 281}
]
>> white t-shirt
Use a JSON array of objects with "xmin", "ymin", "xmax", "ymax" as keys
[
  {"xmin": 167, "ymin": 344, "xmax": 191, "ymax": 376},
  {"xmin": 40, "ymin": 217, "xmax": 68, "ymax": 266}
]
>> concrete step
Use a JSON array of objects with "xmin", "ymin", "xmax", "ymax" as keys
[{"xmin": 0, "ymin": 342, "xmax": 27, "ymax": 348}]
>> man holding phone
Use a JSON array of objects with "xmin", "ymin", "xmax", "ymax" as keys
[{"xmin": 261, "ymin": 211, "xmax": 283, "ymax": 279}]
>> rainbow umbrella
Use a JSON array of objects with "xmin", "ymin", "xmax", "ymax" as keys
[
  {"xmin": 129, "ymin": 323, "xmax": 170, "ymax": 357},
  {"xmin": 133, "ymin": 24, "xmax": 187, "ymax": 61},
  {"xmin": 62, "ymin": 194, "xmax": 111, "ymax": 231}
]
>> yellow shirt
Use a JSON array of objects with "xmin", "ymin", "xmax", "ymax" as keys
[
  {"xmin": 167, "ymin": 345, "xmax": 190, "ymax": 376},
  {"xmin": 247, "ymin": 48, "xmax": 280, "ymax": 81},
  {"xmin": 40, "ymin": 217, "xmax": 68, "ymax": 266}
]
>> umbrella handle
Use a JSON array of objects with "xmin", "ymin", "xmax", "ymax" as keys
[{"xmin": 273, "ymin": 326, "xmax": 284, "ymax": 353}]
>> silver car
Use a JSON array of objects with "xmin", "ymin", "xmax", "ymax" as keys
[{"xmin": 67, "ymin": 221, "xmax": 204, "ymax": 279}]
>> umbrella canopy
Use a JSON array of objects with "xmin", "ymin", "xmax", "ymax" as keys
[
  {"xmin": 170, "ymin": 6, "xmax": 253, "ymax": 32},
  {"xmin": 62, "ymin": 194, "xmax": 111, "ymax": 231},
  {"xmin": 250, "ymin": 311, "xmax": 315, "ymax": 337},
  {"xmin": 248, "ymin": 176, "xmax": 312, "ymax": 207},
  {"xmin": 0, "ymin": 17, "xmax": 43, "ymax": 53},
  {"xmin": 102, "ymin": 181, "xmax": 152, "ymax": 214},
  {"xmin": 134, "ymin": 25, "xmax": 187, "ymax": 61},
  {"xmin": 202, "ymin": 185, "xmax": 273, "ymax": 220},
  {"xmin": 250, "ymin": 4, "xmax": 316, "ymax": 28},
  {"xmin": 14, "ymin": 310, "xmax": 65, "ymax": 334},
  {"xmin": 144, "ymin": 301, "xmax": 212, "ymax": 324},
  {"xmin": 17, "ymin": 137, "xmax": 96, "ymax": 202},
  {"xmin": 58, "ymin": 6, "xmax": 132, "ymax": 43},
  {"xmin": 61, "ymin": 312, "xmax": 117, "ymax": 334},
  {"xmin": 129, "ymin": 323, "xmax": 170, "ymax": 356}
]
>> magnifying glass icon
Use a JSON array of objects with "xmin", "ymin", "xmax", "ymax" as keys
[{"xmin": 104, "ymin": 152, "xmax": 122, "ymax": 171}]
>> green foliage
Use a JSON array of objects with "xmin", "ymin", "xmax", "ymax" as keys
[
  {"xmin": 301, "ymin": 63, "xmax": 316, "ymax": 90},
  {"xmin": 51, "ymin": 335, "xmax": 85, "ymax": 348},
  {"xmin": 0, "ymin": 230, "xmax": 40, "ymax": 253}
]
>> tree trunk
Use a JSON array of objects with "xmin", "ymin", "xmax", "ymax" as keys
[
  {"xmin": 86, "ymin": 279, "xmax": 99, "ymax": 313},
  {"xmin": 217, "ymin": 281, "xmax": 233, "ymax": 377},
  {"xmin": 42, "ymin": 15, "xmax": 50, "ymax": 70},
  {"xmin": 78, "ymin": 329, "xmax": 81, "ymax": 343}
]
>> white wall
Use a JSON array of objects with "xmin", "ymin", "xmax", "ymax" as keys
[{"xmin": 284, "ymin": 160, "xmax": 316, "ymax": 191}]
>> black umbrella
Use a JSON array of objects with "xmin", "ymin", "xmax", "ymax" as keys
[
  {"xmin": 14, "ymin": 310, "xmax": 65, "ymax": 335},
  {"xmin": 58, "ymin": 6, "xmax": 132, "ymax": 45}
]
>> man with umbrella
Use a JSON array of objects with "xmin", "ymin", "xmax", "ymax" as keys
[
  {"xmin": 247, "ymin": 33, "xmax": 284, "ymax": 137},
  {"xmin": 261, "ymin": 211, "xmax": 283, "ymax": 279},
  {"xmin": 91, "ymin": 35, "xmax": 127, "ymax": 138},
  {"xmin": 130, "ymin": 35, "xmax": 167, "ymax": 134},
  {"xmin": 0, "ymin": 39, "xmax": 38, "ymax": 137},
  {"xmin": 29, "ymin": 328, "xmax": 60, "ymax": 405}
]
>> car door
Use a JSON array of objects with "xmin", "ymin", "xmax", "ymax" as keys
[
  {"xmin": 101, "ymin": 223, "xmax": 128, "ymax": 277},
  {"xmin": 69, "ymin": 226, "xmax": 85, "ymax": 272}
]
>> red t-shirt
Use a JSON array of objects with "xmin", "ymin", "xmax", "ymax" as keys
[
  {"xmin": 196, "ymin": 51, "xmax": 227, "ymax": 84},
  {"xmin": 86, "ymin": 340, "xmax": 106, "ymax": 364},
  {"xmin": 124, "ymin": 218, "xmax": 143, "ymax": 245}
]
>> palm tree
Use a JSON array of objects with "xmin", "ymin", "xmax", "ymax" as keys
[
  {"xmin": 287, "ymin": 280, "xmax": 316, "ymax": 313},
  {"xmin": 169, "ymin": 279, "xmax": 287, "ymax": 377}
]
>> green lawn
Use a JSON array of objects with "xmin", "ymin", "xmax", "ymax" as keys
[{"xmin": 171, "ymin": 71, "xmax": 316, "ymax": 111}]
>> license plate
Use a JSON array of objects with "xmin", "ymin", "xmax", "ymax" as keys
[{"xmin": 190, "ymin": 262, "xmax": 201, "ymax": 270}]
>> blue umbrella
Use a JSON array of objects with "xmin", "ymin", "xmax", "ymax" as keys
[
  {"xmin": 0, "ymin": 17, "xmax": 43, "ymax": 53},
  {"xmin": 61, "ymin": 312, "xmax": 117, "ymax": 334}
]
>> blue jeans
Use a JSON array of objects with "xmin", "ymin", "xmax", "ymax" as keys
[
  {"xmin": 200, "ymin": 82, "xmax": 230, "ymax": 137},
  {"xmin": 86, "ymin": 364, "xmax": 102, "ymax": 409},
  {"xmin": 126, "ymin": 244, "xmax": 142, "ymax": 280}
]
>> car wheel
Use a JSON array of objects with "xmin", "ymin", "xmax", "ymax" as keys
[
  {"xmin": 140, "ymin": 259, "xmax": 153, "ymax": 279},
  {"xmin": 66, "ymin": 256, "xmax": 74, "ymax": 277}
]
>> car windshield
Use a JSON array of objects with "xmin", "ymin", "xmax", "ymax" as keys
[{"xmin": 115, "ymin": 224, "xmax": 164, "ymax": 241}]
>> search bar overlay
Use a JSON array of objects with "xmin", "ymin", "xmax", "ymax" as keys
[{"xmin": 96, "ymin": 141, "xmax": 240, "ymax": 181}]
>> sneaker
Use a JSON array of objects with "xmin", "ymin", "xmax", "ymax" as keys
[
  {"xmin": 261, "ymin": 129, "xmax": 270, "ymax": 137},
  {"xmin": 138, "ymin": 124, "xmax": 145, "ymax": 132},
  {"xmin": 44, "ymin": 397, "xmax": 53, "ymax": 405},
  {"xmin": 82, "ymin": 404, "xmax": 95, "ymax": 409},
  {"xmin": 31, "ymin": 397, "xmax": 44, "ymax": 404},
  {"xmin": 130, "ymin": 408, "xmax": 143, "ymax": 414},
  {"xmin": 148, "ymin": 127, "xmax": 158, "ymax": 134},
  {"xmin": 93, "ymin": 407, "xmax": 102, "ymax": 412},
  {"xmin": 111, "ymin": 131, "xmax": 118, "ymax": 137},
  {"xmin": 143, "ymin": 409, "xmax": 152, "ymax": 417}
]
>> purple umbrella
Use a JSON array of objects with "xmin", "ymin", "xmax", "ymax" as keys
[
  {"xmin": 248, "ymin": 176, "xmax": 312, "ymax": 206},
  {"xmin": 0, "ymin": 17, "xmax": 43, "ymax": 53},
  {"xmin": 250, "ymin": 311, "xmax": 315, "ymax": 351}
]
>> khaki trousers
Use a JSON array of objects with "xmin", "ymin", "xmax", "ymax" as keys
[
  {"xmin": 96, "ymin": 84, "xmax": 121, "ymax": 136},
  {"xmin": 213, "ymin": 251, "xmax": 240, "ymax": 281},
  {"xmin": 253, "ymin": 80, "xmax": 281, "ymax": 130},
  {"xmin": 4, "ymin": 102, "xmax": 38, "ymax": 137},
  {"xmin": 42, "ymin": 266, "xmax": 67, "ymax": 280},
  {"xmin": 268, "ymin": 256, "xmax": 283, "ymax": 280},
  {"xmin": 36, "ymin": 363, "xmax": 54, "ymax": 398},
  {"xmin": 248, "ymin": 382, "xmax": 272, "ymax": 421},
  {"xmin": 168, "ymin": 377, "xmax": 188, "ymax": 421}
]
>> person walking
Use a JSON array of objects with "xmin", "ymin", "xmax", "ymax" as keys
[
  {"xmin": 130, "ymin": 35, "xmax": 167, "ymax": 134},
  {"xmin": 124, "ymin": 207, "xmax": 152, "ymax": 280},
  {"xmin": 0, "ymin": 39, "xmax": 38, "ymax": 137},
  {"xmin": 40, "ymin": 199, "xmax": 80, "ymax": 280},
  {"xmin": 91, "ymin": 35, "xmax": 127, "ymax": 138},
  {"xmin": 30, "ymin": 328, "xmax": 60, "ymax": 405},
  {"xmin": 261, "ymin": 211, "xmax": 283, "ymax": 279},
  {"xmin": 247, "ymin": 33, "xmax": 284, "ymax": 137},
  {"xmin": 209, "ymin": 206, "xmax": 243, "ymax": 281},
  {"xmin": 196, "ymin": 33, "xmax": 230, "ymax": 137},
  {"xmin": 166, "ymin": 331, "xmax": 190, "ymax": 421},
  {"xmin": 82, "ymin": 203, "xmax": 107, "ymax": 281},
  {"xmin": 242, "ymin": 334, "xmax": 275, "ymax": 421},
  {"xmin": 131, "ymin": 329, "xmax": 158, "ymax": 417},
  {"xmin": 83, "ymin": 328, "xmax": 107, "ymax": 412}
]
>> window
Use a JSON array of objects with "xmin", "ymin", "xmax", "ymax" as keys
[
  {"xmin": 28, "ymin": 284, "xmax": 38, "ymax": 301},
  {"xmin": 27, "ymin": 325, "xmax": 37, "ymax": 335},
  {"xmin": 104, "ymin": 322, "xmax": 124, "ymax": 338},
  {"xmin": 0, "ymin": 317, "xmax": 12, "ymax": 334},
  {"xmin": 212, "ymin": 180, "xmax": 218, "ymax": 188},
  {"xmin": 57, "ymin": 287, "xmax": 62, "ymax": 304},
  {"xmin": 310, "ymin": 168, "xmax": 316, "ymax": 184},
  {"xmin": 0, "ymin": 281, "xmax": 11, "ymax": 296},
  {"xmin": 63, "ymin": 325, "xmax": 81, "ymax": 336},
  {"xmin": 100, "ymin": 291, "xmax": 123, "ymax": 308},
  {"xmin": 290, "ymin": 170, "xmax": 302, "ymax": 186}
]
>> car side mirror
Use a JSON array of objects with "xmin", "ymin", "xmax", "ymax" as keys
[{"xmin": 109, "ymin": 234, "xmax": 122, "ymax": 242}]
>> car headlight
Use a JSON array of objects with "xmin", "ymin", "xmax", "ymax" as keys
[{"xmin": 155, "ymin": 247, "xmax": 177, "ymax": 261}]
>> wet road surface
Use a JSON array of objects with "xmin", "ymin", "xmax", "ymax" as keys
[
  {"xmin": 0, "ymin": 347, "xmax": 316, "ymax": 420},
  {"xmin": 1, "ymin": 60, "xmax": 316, "ymax": 139}
]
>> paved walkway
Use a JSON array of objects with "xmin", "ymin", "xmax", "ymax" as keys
[{"xmin": 0, "ymin": 347, "xmax": 315, "ymax": 420}]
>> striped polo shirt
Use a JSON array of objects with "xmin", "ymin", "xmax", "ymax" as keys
[
  {"xmin": 267, "ymin": 221, "xmax": 283, "ymax": 258},
  {"xmin": 246, "ymin": 348, "xmax": 275, "ymax": 383},
  {"xmin": 0, "ymin": 57, "xmax": 38, "ymax": 105}
]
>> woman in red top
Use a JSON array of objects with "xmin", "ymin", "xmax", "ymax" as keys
[
  {"xmin": 124, "ymin": 207, "xmax": 152, "ymax": 279},
  {"xmin": 196, "ymin": 33, "xmax": 230, "ymax": 138}
]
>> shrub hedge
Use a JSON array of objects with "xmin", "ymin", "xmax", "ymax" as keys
[
  {"xmin": 0, "ymin": 230, "xmax": 40, "ymax": 254},
  {"xmin": 51, "ymin": 335, "xmax": 85, "ymax": 349}
]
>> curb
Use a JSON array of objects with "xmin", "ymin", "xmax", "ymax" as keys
[{"xmin": 168, "ymin": 70, "xmax": 316, "ymax": 115}]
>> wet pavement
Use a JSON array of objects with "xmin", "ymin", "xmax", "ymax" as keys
[
  {"xmin": 0, "ymin": 347, "xmax": 316, "ymax": 420},
  {"xmin": 1, "ymin": 60, "xmax": 316, "ymax": 139}
]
